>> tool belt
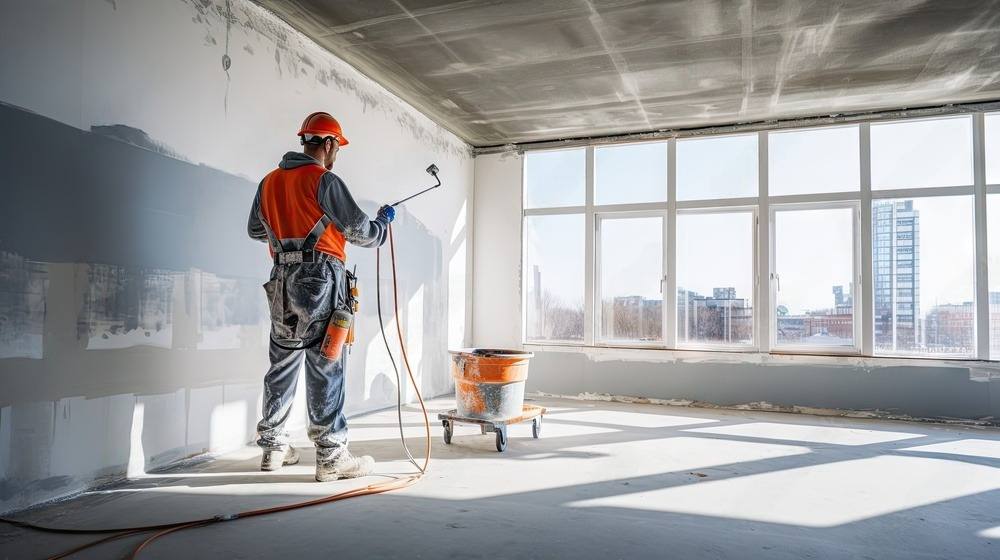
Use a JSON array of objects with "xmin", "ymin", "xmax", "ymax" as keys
[
  {"xmin": 258, "ymin": 213, "xmax": 331, "ymax": 266},
  {"xmin": 274, "ymin": 249, "xmax": 317, "ymax": 265}
]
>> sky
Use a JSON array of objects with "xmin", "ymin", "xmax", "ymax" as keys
[{"xmin": 526, "ymin": 113, "xmax": 997, "ymax": 319}]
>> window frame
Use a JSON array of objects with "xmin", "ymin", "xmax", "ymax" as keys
[
  {"xmin": 768, "ymin": 201, "xmax": 862, "ymax": 355},
  {"xmin": 674, "ymin": 206, "xmax": 758, "ymax": 352},
  {"xmin": 594, "ymin": 210, "xmax": 667, "ymax": 347}
]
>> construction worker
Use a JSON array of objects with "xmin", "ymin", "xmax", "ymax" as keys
[{"xmin": 247, "ymin": 111, "xmax": 395, "ymax": 481}]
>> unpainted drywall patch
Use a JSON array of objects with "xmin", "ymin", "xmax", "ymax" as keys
[
  {"xmin": 76, "ymin": 264, "xmax": 177, "ymax": 350},
  {"xmin": 0, "ymin": 252, "xmax": 47, "ymax": 359}
]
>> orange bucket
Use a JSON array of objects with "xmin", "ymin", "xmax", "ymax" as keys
[{"xmin": 449, "ymin": 349, "xmax": 534, "ymax": 420}]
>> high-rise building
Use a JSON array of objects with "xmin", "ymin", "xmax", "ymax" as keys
[{"xmin": 872, "ymin": 200, "xmax": 920, "ymax": 351}]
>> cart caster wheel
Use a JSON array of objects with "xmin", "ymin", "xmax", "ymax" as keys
[
  {"xmin": 496, "ymin": 427, "xmax": 507, "ymax": 452},
  {"xmin": 442, "ymin": 420, "xmax": 452, "ymax": 445},
  {"xmin": 532, "ymin": 416, "xmax": 542, "ymax": 438}
]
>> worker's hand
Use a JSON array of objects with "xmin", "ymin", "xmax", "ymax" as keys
[{"xmin": 377, "ymin": 204, "xmax": 395, "ymax": 223}]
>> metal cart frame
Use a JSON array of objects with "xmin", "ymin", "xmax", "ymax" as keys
[{"xmin": 438, "ymin": 404, "xmax": 546, "ymax": 452}]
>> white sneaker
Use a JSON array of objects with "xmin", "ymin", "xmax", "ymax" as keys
[
  {"xmin": 316, "ymin": 451, "xmax": 374, "ymax": 481},
  {"xmin": 260, "ymin": 445, "xmax": 300, "ymax": 471}
]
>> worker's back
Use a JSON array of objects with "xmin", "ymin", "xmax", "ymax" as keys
[{"xmin": 260, "ymin": 156, "xmax": 347, "ymax": 262}]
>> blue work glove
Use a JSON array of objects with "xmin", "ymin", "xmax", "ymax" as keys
[{"xmin": 377, "ymin": 204, "xmax": 395, "ymax": 223}]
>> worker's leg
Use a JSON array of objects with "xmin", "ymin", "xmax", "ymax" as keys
[
  {"xmin": 304, "ymin": 345, "xmax": 349, "ymax": 455},
  {"xmin": 256, "ymin": 341, "xmax": 305, "ymax": 448},
  {"xmin": 305, "ymin": 346, "xmax": 374, "ymax": 481}
]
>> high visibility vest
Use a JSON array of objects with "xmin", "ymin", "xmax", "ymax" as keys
[{"xmin": 259, "ymin": 163, "xmax": 347, "ymax": 263}]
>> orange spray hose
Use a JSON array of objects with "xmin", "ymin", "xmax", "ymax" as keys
[{"xmin": 1, "ymin": 223, "xmax": 432, "ymax": 560}]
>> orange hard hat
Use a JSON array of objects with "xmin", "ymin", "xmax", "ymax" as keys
[{"xmin": 297, "ymin": 112, "xmax": 349, "ymax": 146}]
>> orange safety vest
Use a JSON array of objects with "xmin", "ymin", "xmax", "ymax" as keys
[{"xmin": 259, "ymin": 163, "xmax": 347, "ymax": 262}]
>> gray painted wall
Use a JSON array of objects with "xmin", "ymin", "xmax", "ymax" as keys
[
  {"xmin": 0, "ymin": 0, "xmax": 472, "ymax": 514},
  {"xmin": 471, "ymin": 154, "xmax": 1000, "ymax": 425}
]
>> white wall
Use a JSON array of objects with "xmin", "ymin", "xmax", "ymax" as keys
[
  {"xmin": 471, "ymin": 152, "xmax": 524, "ymax": 349},
  {"xmin": 0, "ymin": 0, "xmax": 471, "ymax": 514},
  {"xmin": 470, "ymin": 156, "xmax": 1000, "ymax": 425}
]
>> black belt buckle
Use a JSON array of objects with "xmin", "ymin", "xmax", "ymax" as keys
[{"xmin": 275, "ymin": 250, "xmax": 315, "ymax": 265}]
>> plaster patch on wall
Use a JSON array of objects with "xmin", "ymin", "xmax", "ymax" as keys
[
  {"xmin": 90, "ymin": 124, "xmax": 189, "ymax": 162},
  {"xmin": 195, "ymin": 271, "xmax": 265, "ymax": 350},
  {"xmin": 0, "ymin": 252, "xmax": 47, "ymax": 359},
  {"xmin": 76, "ymin": 264, "xmax": 176, "ymax": 350}
]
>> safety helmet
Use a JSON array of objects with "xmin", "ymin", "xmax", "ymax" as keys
[{"xmin": 297, "ymin": 112, "xmax": 349, "ymax": 146}]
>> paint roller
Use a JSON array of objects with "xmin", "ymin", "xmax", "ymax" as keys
[{"xmin": 390, "ymin": 164, "xmax": 441, "ymax": 207}]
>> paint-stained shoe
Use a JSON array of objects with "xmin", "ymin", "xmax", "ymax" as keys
[
  {"xmin": 316, "ymin": 451, "xmax": 374, "ymax": 481},
  {"xmin": 260, "ymin": 445, "xmax": 300, "ymax": 471}
]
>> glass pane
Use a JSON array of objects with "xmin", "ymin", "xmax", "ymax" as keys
[
  {"xmin": 769, "ymin": 125, "xmax": 860, "ymax": 196},
  {"xmin": 872, "ymin": 197, "xmax": 974, "ymax": 356},
  {"xmin": 525, "ymin": 214, "xmax": 585, "ymax": 341},
  {"xmin": 676, "ymin": 212, "xmax": 754, "ymax": 346},
  {"xmin": 989, "ymin": 194, "xmax": 1000, "ymax": 356},
  {"xmin": 677, "ymin": 134, "xmax": 758, "ymax": 201},
  {"xmin": 987, "ymin": 113, "xmax": 1000, "ymax": 185},
  {"xmin": 599, "ymin": 216, "xmax": 663, "ymax": 343},
  {"xmin": 774, "ymin": 207, "xmax": 855, "ymax": 348},
  {"xmin": 525, "ymin": 149, "xmax": 585, "ymax": 208},
  {"xmin": 871, "ymin": 116, "xmax": 973, "ymax": 190},
  {"xmin": 595, "ymin": 142, "xmax": 667, "ymax": 205}
]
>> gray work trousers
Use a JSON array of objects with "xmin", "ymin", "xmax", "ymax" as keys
[{"xmin": 256, "ymin": 253, "xmax": 351, "ymax": 463}]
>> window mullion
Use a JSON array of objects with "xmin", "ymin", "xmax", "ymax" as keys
[
  {"xmin": 584, "ymin": 147, "xmax": 596, "ymax": 346},
  {"xmin": 860, "ymin": 123, "xmax": 874, "ymax": 356},
  {"xmin": 665, "ymin": 139, "xmax": 677, "ymax": 348},
  {"xmin": 758, "ymin": 131, "xmax": 770, "ymax": 352},
  {"xmin": 974, "ymin": 112, "xmax": 989, "ymax": 360}
]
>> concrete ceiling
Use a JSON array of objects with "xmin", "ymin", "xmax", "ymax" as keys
[{"xmin": 253, "ymin": 0, "xmax": 1000, "ymax": 148}]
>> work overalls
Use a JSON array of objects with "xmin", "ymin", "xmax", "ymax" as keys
[{"xmin": 255, "ymin": 193, "xmax": 352, "ymax": 464}]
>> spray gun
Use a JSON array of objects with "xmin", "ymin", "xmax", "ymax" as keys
[
  {"xmin": 390, "ymin": 164, "xmax": 441, "ymax": 207},
  {"xmin": 322, "ymin": 165, "xmax": 441, "ymax": 361}
]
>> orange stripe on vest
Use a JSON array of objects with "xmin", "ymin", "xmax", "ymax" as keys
[{"xmin": 260, "ymin": 164, "xmax": 347, "ymax": 262}]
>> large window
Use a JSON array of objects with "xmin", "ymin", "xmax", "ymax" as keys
[
  {"xmin": 524, "ymin": 214, "xmax": 584, "ymax": 342},
  {"xmin": 595, "ymin": 142, "xmax": 667, "ymax": 205},
  {"xmin": 988, "ymin": 113, "xmax": 1000, "ymax": 185},
  {"xmin": 988, "ymin": 195, "xmax": 1000, "ymax": 356},
  {"xmin": 598, "ymin": 215, "xmax": 663, "ymax": 343},
  {"xmin": 676, "ymin": 211, "xmax": 754, "ymax": 347},
  {"xmin": 677, "ymin": 134, "xmax": 758, "ymax": 201},
  {"xmin": 772, "ymin": 206, "xmax": 857, "ymax": 351},
  {"xmin": 523, "ymin": 111, "xmax": 997, "ymax": 360},
  {"xmin": 769, "ymin": 126, "xmax": 860, "ymax": 196},
  {"xmin": 871, "ymin": 116, "xmax": 972, "ymax": 190},
  {"xmin": 872, "ymin": 198, "xmax": 975, "ymax": 356},
  {"xmin": 525, "ymin": 148, "xmax": 585, "ymax": 208}
]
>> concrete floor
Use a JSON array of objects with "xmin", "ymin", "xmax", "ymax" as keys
[{"xmin": 2, "ymin": 396, "xmax": 1000, "ymax": 559}]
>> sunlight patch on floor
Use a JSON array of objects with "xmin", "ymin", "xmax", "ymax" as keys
[
  {"xmin": 568, "ymin": 455, "xmax": 1000, "ymax": 527},
  {"xmin": 978, "ymin": 525, "xmax": 1000, "ymax": 538},
  {"xmin": 410, "ymin": 437, "xmax": 811, "ymax": 501},
  {"xmin": 900, "ymin": 438, "xmax": 1000, "ymax": 459},
  {"xmin": 551, "ymin": 410, "xmax": 718, "ymax": 428},
  {"xmin": 685, "ymin": 422, "xmax": 923, "ymax": 446}
]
